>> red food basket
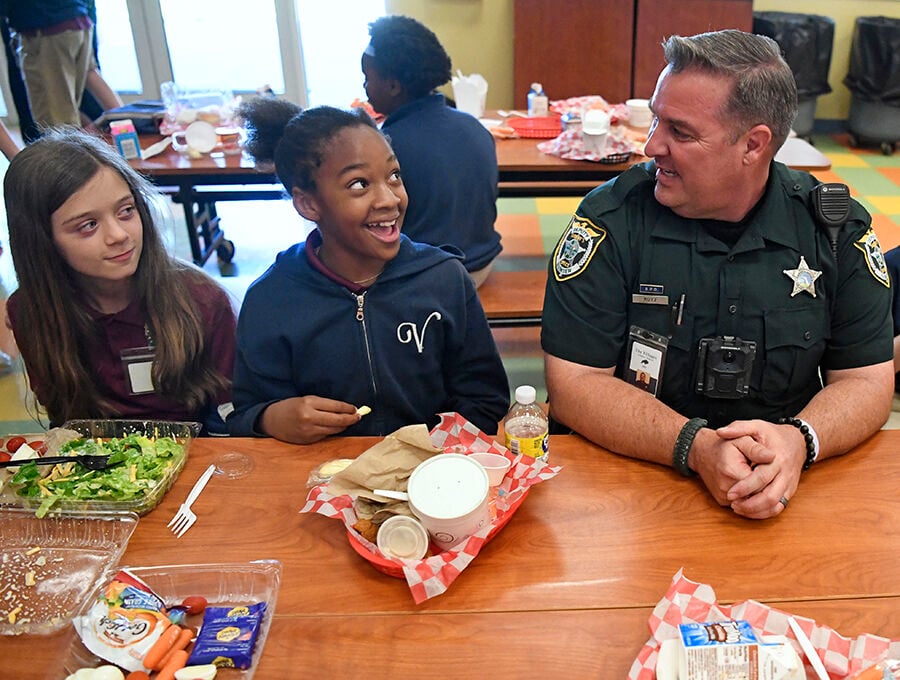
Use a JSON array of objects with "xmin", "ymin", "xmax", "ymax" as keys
[
  {"xmin": 347, "ymin": 487, "xmax": 530, "ymax": 578},
  {"xmin": 508, "ymin": 115, "xmax": 562, "ymax": 139}
]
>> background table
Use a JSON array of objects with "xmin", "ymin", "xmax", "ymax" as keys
[
  {"xmin": 4, "ymin": 429, "xmax": 899, "ymax": 678},
  {"xmin": 131, "ymin": 129, "xmax": 831, "ymax": 270}
]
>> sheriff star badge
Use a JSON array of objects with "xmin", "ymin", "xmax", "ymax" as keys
[{"xmin": 783, "ymin": 255, "xmax": 822, "ymax": 297}]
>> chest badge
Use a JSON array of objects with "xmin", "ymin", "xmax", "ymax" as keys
[{"xmin": 783, "ymin": 255, "xmax": 822, "ymax": 298}]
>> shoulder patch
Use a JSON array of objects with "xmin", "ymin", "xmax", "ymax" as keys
[
  {"xmin": 852, "ymin": 228, "xmax": 890, "ymax": 288},
  {"xmin": 552, "ymin": 215, "xmax": 607, "ymax": 281}
]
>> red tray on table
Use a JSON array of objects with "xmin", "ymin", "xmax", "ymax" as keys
[{"xmin": 347, "ymin": 487, "xmax": 530, "ymax": 578}]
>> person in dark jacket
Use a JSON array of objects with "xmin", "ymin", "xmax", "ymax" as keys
[
  {"xmin": 362, "ymin": 14, "xmax": 501, "ymax": 286},
  {"xmin": 229, "ymin": 100, "xmax": 509, "ymax": 444}
]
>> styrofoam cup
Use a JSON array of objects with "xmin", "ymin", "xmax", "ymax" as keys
[
  {"xmin": 468, "ymin": 453, "xmax": 512, "ymax": 486},
  {"xmin": 626, "ymin": 98, "xmax": 653, "ymax": 128},
  {"xmin": 407, "ymin": 453, "xmax": 490, "ymax": 551}
]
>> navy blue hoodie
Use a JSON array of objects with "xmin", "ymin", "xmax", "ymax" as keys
[{"xmin": 229, "ymin": 233, "xmax": 510, "ymax": 437}]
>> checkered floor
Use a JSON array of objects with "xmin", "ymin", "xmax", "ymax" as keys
[{"xmin": 0, "ymin": 133, "xmax": 898, "ymax": 434}]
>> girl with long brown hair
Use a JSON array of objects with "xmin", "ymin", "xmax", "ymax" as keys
[{"xmin": 4, "ymin": 129, "xmax": 236, "ymax": 432}]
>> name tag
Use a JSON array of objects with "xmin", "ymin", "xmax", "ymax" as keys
[
  {"xmin": 632, "ymin": 293, "xmax": 669, "ymax": 306},
  {"xmin": 121, "ymin": 346, "xmax": 156, "ymax": 395}
]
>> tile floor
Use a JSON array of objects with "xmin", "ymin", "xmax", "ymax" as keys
[{"xmin": 0, "ymin": 133, "xmax": 898, "ymax": 435}]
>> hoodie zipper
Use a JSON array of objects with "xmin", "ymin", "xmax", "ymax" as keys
[{"xmin": 354, "ymin": 292, "xmax": 378, "ymax": 398}]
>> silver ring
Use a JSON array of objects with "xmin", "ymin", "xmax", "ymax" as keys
[{"xmin": 779, "ymin": 496, "xmax": 789, "ymax": 509}]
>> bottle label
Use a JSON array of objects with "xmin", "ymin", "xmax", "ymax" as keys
[{"xmin": 505, "ymin": 432, "xmax": 549, "ymax": 459}]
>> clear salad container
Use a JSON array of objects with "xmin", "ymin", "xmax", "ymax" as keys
[
  {"xmin": 0, "ymin": 508, "xmax": 139, "ymax": 635},
  {"xmin": 2, "ymin": 419, "xmax": 199, "ymax": 517}
]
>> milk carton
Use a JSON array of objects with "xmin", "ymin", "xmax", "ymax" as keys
[
  {"xmin": 110, "ymin": 119, "xmax": 141, "ymax": 160},
  {"xmin": 679, "ymin": 620, "xmax": 759, "ymax": 680}
]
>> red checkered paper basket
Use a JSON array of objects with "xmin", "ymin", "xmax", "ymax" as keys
[
  {"xmin": 301, "ymin": 412, "xmax": 561, "ymax": 604},
  {"xmin": 629, "ymin": 569, "xmax": 900, "ymax": 679}
]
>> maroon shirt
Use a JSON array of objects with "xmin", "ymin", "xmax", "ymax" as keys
[{"xmin": 7, "ymin": 275, "xmax": 236, "ymax": 426}]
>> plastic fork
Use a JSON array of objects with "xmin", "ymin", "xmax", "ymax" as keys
[
  {"xmin": 167, "ymin": 464, "xmax": 216, "ymax": 538},
  {"xmin": 0, "ymin": 454, "xmax": 112, "ymax": 470}
]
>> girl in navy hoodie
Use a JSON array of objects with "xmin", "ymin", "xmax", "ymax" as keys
[{"xmin": 229, "ymin": 101, "xmax": 509, "ymax": 443}]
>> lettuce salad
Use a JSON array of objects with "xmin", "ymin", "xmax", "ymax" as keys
[{"xmin": 9, "ymin": 434, "xmax": 185, "ymax": 517}]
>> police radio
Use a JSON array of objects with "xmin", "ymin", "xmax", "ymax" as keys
[{"xmin": 811, "ymin": 183, "xmax": 850, "ymax": 258}]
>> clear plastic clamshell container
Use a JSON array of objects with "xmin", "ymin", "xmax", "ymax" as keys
[
  {"xmin": 64, "ymin": 560, "xmax": 283, "ymax": 679},
  {"xmin": 2, "ymin": 419, "xmax": 199, "ymax": 516},
  {"xmin": 0, "ymin": 508, "xmax": 138, "ymax": 635}
]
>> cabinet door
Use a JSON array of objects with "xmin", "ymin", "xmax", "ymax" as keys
[
  {"xmin": 633, "ymin": 0, "xmax": 753, "ymax": 98},
  {"xmin": 514, "ymin": 0, "xmax": 635, "ymax": 108}
]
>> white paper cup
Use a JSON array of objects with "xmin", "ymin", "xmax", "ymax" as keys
[
  {"xmin": 468, "ymin": 453, "xmax": 511, "ymax": 487},
  {"xmin": 583, "ymin": 131, "xmax": 609, "ymax": 156},
  {"xmin": 376, "ymin": 515, "xmax": 430, "ymax": 561},
  {"xmin": 626, "ymin": 98, "xmax": 653, "ymax": 128},
  {"xmin": 407, "ymin": 453, "xmax": 490, "ymax": 551}
]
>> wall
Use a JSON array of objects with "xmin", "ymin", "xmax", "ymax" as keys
[
  {"xmin": 386, "ymin": 0, "xmax": 515, "ymax": 108},
  {"xmin": 387, "ymin": 0, "xmax": 899, "ymax": 121}
]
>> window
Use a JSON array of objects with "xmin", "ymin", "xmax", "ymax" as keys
[{"xmin": 95, "ymin": 0, "xmax": 382, "ymax": 106}]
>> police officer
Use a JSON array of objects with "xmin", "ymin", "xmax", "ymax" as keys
[{"xmin": 542, "ymin": 30, "xmax": 893, "ymax": 520}]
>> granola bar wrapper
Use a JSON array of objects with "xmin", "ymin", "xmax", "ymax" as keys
[
  {"xmin": 301, "ymin": 412, "xmax": 561, "ymax": 603},
  {"xmin": 629, "ymin": 569, "xmax": 900, "ymax": 679}
]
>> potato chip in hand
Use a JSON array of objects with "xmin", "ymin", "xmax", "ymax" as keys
[{"xmin": 356, "ymin": 405, "xmax": 372, "ymax": 417}]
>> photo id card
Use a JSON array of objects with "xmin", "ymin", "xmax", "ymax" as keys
[
  {"xmin": 625, "ymin": 325, "xmax": 668, "ymax": 397},
  {"xmin": 121, "ymin": 346, "xmax": 156, "ymax": 395}
]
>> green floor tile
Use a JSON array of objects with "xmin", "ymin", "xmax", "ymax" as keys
[
  {"xmin": 830, "ymin": 168, "xmax": 900, "ymax": 195},
  {"xmin": 497, "ymin": 197, "xmax": 538, "ymax": 214}
]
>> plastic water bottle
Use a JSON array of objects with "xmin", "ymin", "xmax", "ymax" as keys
[
  {"xmin": 527, "ymin": 83, "xmax": 548, "ymax": 117},
  {"xmin": 504, "ymin": 385, "xmax": 549, "ymax": 461}
]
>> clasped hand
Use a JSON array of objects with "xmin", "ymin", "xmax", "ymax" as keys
[{"xmin": 690, "ymin": 419, "xmax": 806, "ymax": 519}]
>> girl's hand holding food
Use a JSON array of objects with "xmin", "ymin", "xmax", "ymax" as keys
[{"xmin": 260, "ymin": 396, "xmax": 362, "ymax": 444}]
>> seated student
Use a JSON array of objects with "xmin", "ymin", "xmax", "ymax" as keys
[
  {"xmin": 228, "ymin": 100, "xmax": 510, "ymax": 443},
  {"xmin": 4, "ymin": 129, "xmax": 236, "ymax": 433},
  {"xmin": 362, "ymin": 15, "xmax": 502, "ymax": 287}
]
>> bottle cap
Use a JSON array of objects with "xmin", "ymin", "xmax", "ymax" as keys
[
  {"xmin": 530, "ymin": 82, "xmax": 543, "ymax": 92},
  {"xmin": 515, "ymin": 385, "xmax": 537, "ymax": 405}
]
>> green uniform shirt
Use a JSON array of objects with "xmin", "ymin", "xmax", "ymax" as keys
[{"xmin": 542, "ymin": 161, "xmax": 892, "ymax": 428}]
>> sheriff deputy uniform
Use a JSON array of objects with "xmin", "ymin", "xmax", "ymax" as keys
[{"xmin": 541, "ymin": 161, "xmax": 893, "ymax": 429}]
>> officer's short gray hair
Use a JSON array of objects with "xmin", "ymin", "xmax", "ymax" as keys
[{"xmin": 663, "ymin": 30, "xmax": 797, "ymax": 149}]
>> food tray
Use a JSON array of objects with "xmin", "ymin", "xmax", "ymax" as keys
[
  {"xmin": 347, "ymin": 487, "xmax": 530, "ymax": 578},
  {"xmin": 508, "ymin": 115, "xmax": 562, "ymax": 138},
  {"xmin": 1, "ymin": 420, "xmax": 199, "ymax": 516},
  {"xmin": 0, "ymin": 509, "xmax": 138, "ymax": 635},
  {"xmin": 63, "ymin": 560, "xmax": 282, "ymax": 679}
]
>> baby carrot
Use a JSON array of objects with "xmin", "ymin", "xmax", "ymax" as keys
[
  {"xmin": 154, "ymin": 626, "xmax": 195, "ymax": 670},
  {"xmin": 155, "ymin": 649, "xmax": 190, "ymax": 680},
  {"xmin": 142, "ymin": 623, "xmax": 182, "ymax": 670}
]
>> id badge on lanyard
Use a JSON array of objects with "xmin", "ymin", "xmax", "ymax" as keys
[
  {"xmin": 625, "ymin": 325, "xmax": 668, "ymax": 397},
  {"xmin": 121, "ymin": 346, "xmax": 156, "ymax": 395}
]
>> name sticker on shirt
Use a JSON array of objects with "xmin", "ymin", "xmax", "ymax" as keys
[{"xmin": 121, "ymin": 346, "xmax": 156, "ymax": 395}]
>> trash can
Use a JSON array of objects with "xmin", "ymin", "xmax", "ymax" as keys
[
  {"xmin": 843, "ymin": 16, "xmax": 900, "ymax": 155},
  {"xmin": 753, "ymin": 11, "xmax": 834, "ymax": 139}
]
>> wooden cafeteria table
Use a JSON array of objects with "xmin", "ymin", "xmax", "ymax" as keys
[{"xmin": 5, "ymin": 429, "xmax": 899, "ymax": 678}]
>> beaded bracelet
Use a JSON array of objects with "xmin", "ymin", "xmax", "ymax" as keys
[
  {"xmin": 778, "ymin": 417, "xmax": 818, "ymax": 470},
  {"xmin": 673, "ymin": 418, "xmax": 707, "ymax": 477}
]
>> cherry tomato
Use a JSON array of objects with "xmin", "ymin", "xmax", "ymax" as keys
[
  {"xmin": 31, "ymin": 441, "xmax": 47, "ymax": 455},
  {"xmin": 6, "ymin": 436, "xmax": 26, "ymax": 454},
  {"xmin": 181, "ymin": 595, "xmax": 208, "ymax": 615},
  {"xmin": 0, "ymin": 452, "xmax": 10, "ymax": 463}
]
